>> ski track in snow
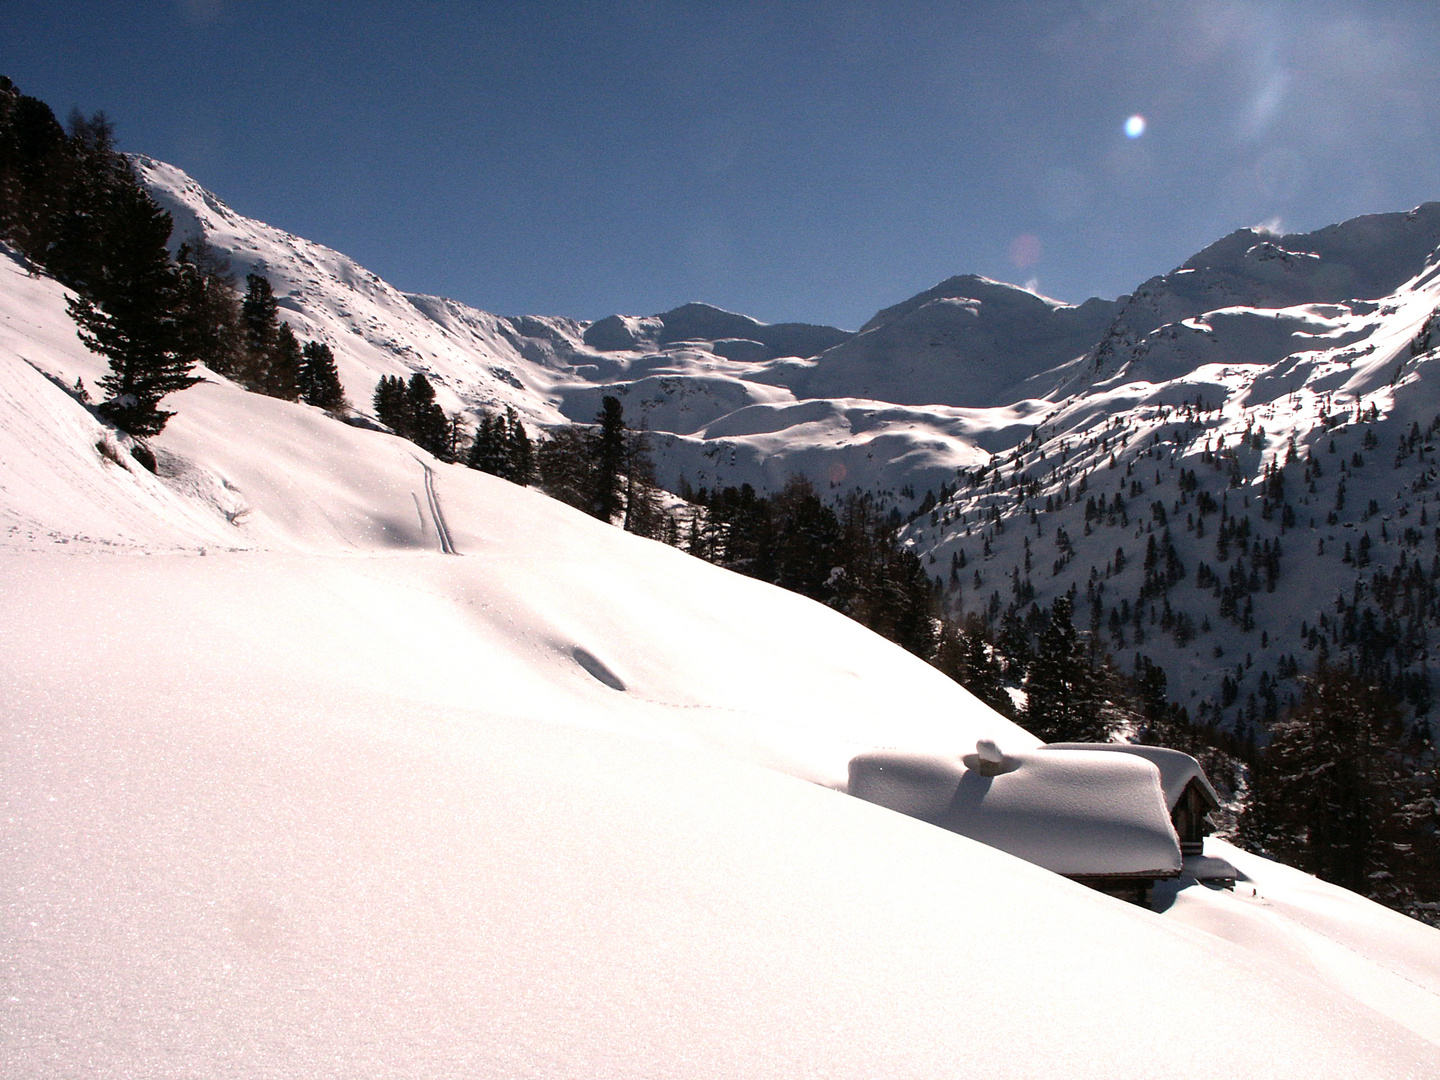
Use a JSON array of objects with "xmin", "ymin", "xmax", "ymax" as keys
[{"xmin": 418, "ymin": 457, "xmax": 457, "ymax": 554}]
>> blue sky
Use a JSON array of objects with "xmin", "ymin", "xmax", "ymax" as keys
[{"xmin": 6, "ymin": 1, "xmax": 1440, "ymax": 328}]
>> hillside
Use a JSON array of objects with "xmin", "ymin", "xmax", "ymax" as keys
[
  {"xmin": 6, "ymin": 227, "xmax": 1440, "ymax": 1076},
  {"xmin": 901, "ymin": 212, "xmax": 1440, "ymax": 730},
  {"xmin": 121, "ymin": 155, "xmax": 1440, "ymax": 806}
]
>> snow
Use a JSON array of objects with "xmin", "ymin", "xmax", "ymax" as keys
[
  {"xmin": 849, "ymin": 747, "xmax": 1182, "ymax": 878},
  {"xmin": 5, "ymin": 188, "xmax": 1440, "ymax": 1075},
  {"xmin": 1046, "ymin": 742, "xmax": 1220, "ymax": 811},
  {"xmin": 1160, "ymin": 840, "xmax": 1440, "ymax": 1050}
]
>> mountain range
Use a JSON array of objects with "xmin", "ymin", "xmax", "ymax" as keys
[{"xmin": 133, "ymin": 156, "xmax": 1440, "ymax": 729}]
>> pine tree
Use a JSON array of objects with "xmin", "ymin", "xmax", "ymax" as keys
[
  {"xmin": 65, "ymin": 180, "xmax": 197, "ymax": 438},
  {"xmin": 467, "ymin": 410, "xmax": 508, "ymax": 475},
  {"xmin": 48, "ymin": 110, "xmax": 130, "ymax": 293},
  {"xmin": 506, "ymin": 407, "xmax": 535, "ymax": 486},
  {"xmin": 623, "ymin": 427, "xmax": 666, "ymax": 538},
  {"xmin": 267, "ymin": 322, "xmax": 302, "ymax": 401},
  {"xmin": 537, "ymin": 426, "xmax": 595, "ymax": 511},
  {"xmin": 239, "ymin": 272, "xmax": 279, "ymax": 391},
  {"xmin": 298, "ymin": 340, "xmax": 346, "ymax": 410},
  {"xmin": 405, "ymin": 372, "xmax": 449, "ymax": 458},
  {"xmin": 771, "ymin": 475, "xmax": 843, "ymax": 603},
  {"xmin": 932, "ymin": 614, "xmax": 1015, "ymax": 719},
  {"xmin": 0, "ymin": 80, "xmax": 70, "ymax": 268},
  {"xmin": 1024, "ymin": 595, "xmax": 1110, "ymax": 742},
  {"xmin": 174, "ymin": 238, "xmax": 244, "ymax": 377},
  {"xmin": 592, "ymin": 395, "xmax": 627, "ymax": 522},
  {"xmin": 1241, "ymin": 661, "xmax": 1433, "ymax": 907},
  {"xmin": 373, "ymin": 375, "xmax": 408, "ymax": 434}
]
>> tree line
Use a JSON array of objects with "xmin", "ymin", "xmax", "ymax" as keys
[{"xmin": 0, "ymin": 77, "xmax": 346, "ymax": 444}]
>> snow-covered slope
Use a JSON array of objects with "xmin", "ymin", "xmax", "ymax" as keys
[
  {"xmin": 788, "ymin": 275, "xmax": 1118, "ymax": 407},
  {"xmin": 134, "ymin": 156, "xmax": 580, "ymax": 426},
  {"xmin": 899, "ymin": 210, "xmax": 1440, "ymax": 723},
  {"xmin": 133, "ymin": 161, "xmax": 1044, "ymax": 499},
  {"xmin": 5, "ymin": 226, "xmax": 1440, "ymax": 1076}
]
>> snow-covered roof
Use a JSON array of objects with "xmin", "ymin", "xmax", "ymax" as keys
[
  {"xmin": 848, "ymin": 747, "xmax": 1182, "ymax": 879},
  {"xmin": 1045, "ymin": 743, "xmax": 1221, "ymax": 812}
]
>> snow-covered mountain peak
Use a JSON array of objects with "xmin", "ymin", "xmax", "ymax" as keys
[
  {"xmin": 787, "ymin": 274, "xmax": 1118, "ymax": 409},
  {"xmin": 858, "ymin": 273, "xmax": 1091, "ymax": 334},
  {"xmin": 132, "ymin": 156, "xmax": 575, "ymax": 426},
  {"xmin": 582, "ymin": 300, "xmax": 850, "ymax": 362}
]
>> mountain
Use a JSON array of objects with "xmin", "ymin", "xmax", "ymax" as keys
[
  {"xmin": 128, "ymin": 157, "xmax": 1440, "ymax": 737},
  {"xmin": 787, "ymin": 275, "xmax": 1118, "ymax": 406},
  {"xmin": 134, "ymin": 160, "xmax": 1047, "ymax": 499},
  {"xmin": 4, "ymin": 226, "xmax": 1440, "ymax": 1078},
  {"xmin": 896, "ymin": 209, "xmax": 1440, "ymax": 733}
]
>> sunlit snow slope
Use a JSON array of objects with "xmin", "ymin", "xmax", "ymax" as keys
[{"xmin": 5, "ymin": 244, "xmax": 1440, "ymax": 1076}]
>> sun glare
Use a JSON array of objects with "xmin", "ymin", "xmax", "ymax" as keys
[{"xmin": 1124, "ymin": 114, "xmax": 1146, "ymax": 139}]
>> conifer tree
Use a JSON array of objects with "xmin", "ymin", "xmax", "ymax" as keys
[
  {"xmin": 506, "ymin": 407, "xmax": 535, "ymax": 486},
  {"xmin": 1241, "ymin": 661, "xmax": 1434, "ymax": 909},
  {"xmin": 48, "ymin": 110, "xmax": 130, "ymax": 293},
  {"xmin": 932, "ymin": 614, "xmax": 1014, "ymax": 718},
  {"xmin": 0, "ymin": 80, "xmax": 70, "ymax": 268},
  {"xmin": 65, "ymin": 180, "xmax": 197, "ymax": 438},
  {"xmin": 405, "ymin": 372, "xmax": 449, "ymax": 458},
  {"xmin": 537, "ymin": 426, "xmax": 595, "ymax": 511},
  {"xmin": 592, "ymin": 395, "xmax": 627, "ymax": 522},
  {"xmin": 298, "ymin": 340, "xmax": 346, "ymax": 411},
  {"xmin": 239, "ymin": 272, "xmax": 279, "ymax": 391},
  {"xmin": 467, "ymin": 410, "xmax": 507, "ymax": 475},
  {"xmin": 373, "ymin": 374, "xmax": 408, "ymax": 433},
  {"xmin": 267, "ymin": 322, "xmax": 302, "ymax": 401},
  {"xmin": 623, "ymin": 427, "xmax": 667, "ymax": 537},
  {"xmin": 1024, "ymin": 595, "xmax": 1109, "ymax": 742},
  {"xmin": 174, "ymin": 239, "xmax": 244, "ymax": 377}
]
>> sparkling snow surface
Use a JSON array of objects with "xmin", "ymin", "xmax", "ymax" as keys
[{"xmin": 5, "ymin": 245, "xmax": 1440, "ymax": 1076}]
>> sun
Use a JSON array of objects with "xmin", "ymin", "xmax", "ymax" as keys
[{"xmin": 1124, "ymin": 114, "xmax": 1147, "ymax": 139}]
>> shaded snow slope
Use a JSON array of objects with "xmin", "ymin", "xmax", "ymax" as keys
[{"xmin": 1160, "ymin": 840, "xmax": 1440, "ymax": 1050}]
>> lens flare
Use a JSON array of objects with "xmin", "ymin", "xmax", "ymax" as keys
[
  {"xmin": 1124, "ymin": 114, "xmax": 1146, "ymax": 139},
  {"xmin": 1009, "ymin": 233, "xmax": 1042, "ymax": 270}
]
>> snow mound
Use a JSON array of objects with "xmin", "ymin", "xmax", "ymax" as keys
[{"xmin": 849, "ymin": 747, "xmax": 1181, "ymax": 878}]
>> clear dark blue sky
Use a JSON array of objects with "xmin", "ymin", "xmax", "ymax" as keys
[{"xmin": 6, "ymin": 1, "xmax": 1440, "ymax": 328}]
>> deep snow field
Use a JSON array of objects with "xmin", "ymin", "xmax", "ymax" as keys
[{"xmin": 5, "ymin": 249, "xmax": 1440, "ymax": 1077}]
